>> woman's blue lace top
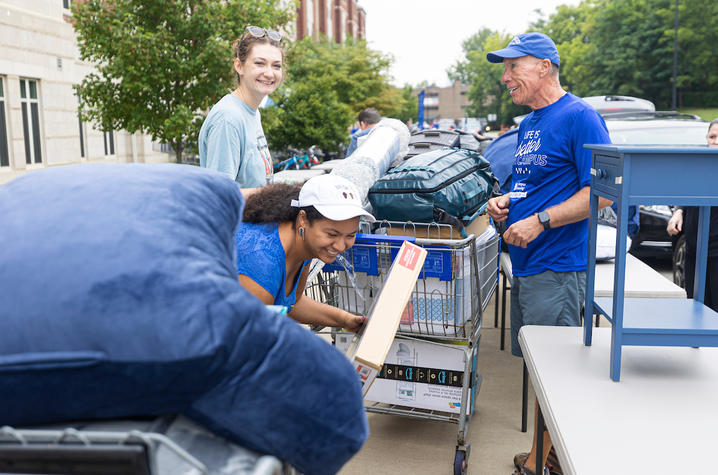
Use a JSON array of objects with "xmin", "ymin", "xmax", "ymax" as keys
[{"xmin": 235, "ymin": 222, "xmax": 308, "ymax": 309}]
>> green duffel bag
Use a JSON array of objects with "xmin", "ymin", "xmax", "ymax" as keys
[{"xmin": 368, "ymin": 148, "xmax": 499, "ymax": 234}]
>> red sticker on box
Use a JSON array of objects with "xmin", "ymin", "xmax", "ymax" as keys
[
  {"xmin": 356, "ymin": 364, "xmax": 372, "ymax": 382},
  {"xmin": 397, "ymin": 242, "xmax": 420, "ymax": 271}
]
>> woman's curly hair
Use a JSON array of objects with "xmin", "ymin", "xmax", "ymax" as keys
[{"xmin": 242, "ymin": 183, "xmax": 322, "ymax": 224}]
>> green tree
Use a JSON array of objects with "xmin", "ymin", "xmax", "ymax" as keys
[
  {"xmin": 531, "ymin": 1, "xmax": 598, "ymax": 97},
  {"xmin": 72, "ymin": 0, "xmax": 295, "ymax": 163},
  {"xmin": 583, "ymin": 0, "xmax": 674, "ymax": 107},
  {"xmin": 264, "ymin": 36, "xmax": 401, "ymax": 152},
  {"xmin": 449, "ymin": 29, "xmax": 528, "ymax": 126},
  {"xmin": 533, "ymin": 0, "xmax": 718, "ymax": 108},
  {"xmin": 396, "ymin": 84, "xmax": 419, "ymax": 124},
  {"xmin": 658, "ymin": 0, "xmax": 718, "ymax": 107}
]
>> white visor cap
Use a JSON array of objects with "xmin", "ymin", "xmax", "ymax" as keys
[{"xmin": 291, "ymin": 174, "xmax": 376, "ymax": 223}]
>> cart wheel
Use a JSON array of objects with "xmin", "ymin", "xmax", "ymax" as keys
[{"xmin": 453, "ymin": 449, "xmax": 467, "ymax": 475}]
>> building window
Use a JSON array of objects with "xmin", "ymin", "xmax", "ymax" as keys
[
  {"xmin": 104, "ymin": 130, "xmax": 115, "ymax": 156},
  {"xmin": 20, "ymin": 78, "xmax": 42, "ymax": 165},
  {"xmin": 63, "ymin": 0, "xmax": 71, "ymax": 9},
  {"xmin": 325, "ymin": 0, "xmax": 332, "ymax": 39},
  {"xmin": 306, "ymin": 0, "xmax": 314, "ymax": 36},
  {"xmin": 0, "ymin": 78, "xmax": 9, "ymax": 167}
]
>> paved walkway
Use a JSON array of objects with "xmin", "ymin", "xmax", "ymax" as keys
[
  {"xmin": 340, "ymin": 256, "xmax": 673, "ymax": 474},
  {"xmin": 341, "ymin": 289, "xmax": 537, "ymax": 475}
]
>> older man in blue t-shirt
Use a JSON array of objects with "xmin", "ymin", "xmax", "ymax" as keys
[{"xmin": 486, "ymin": 33, "xmax": 612, "ymax": 475}]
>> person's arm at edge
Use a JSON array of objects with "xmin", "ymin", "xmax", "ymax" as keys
[
  {"xmin": 544, "ymin": 186, "xmax": 612, "ymax": 228},
  {"xmin": 667, "ymin": 207, "xmax": 683, "ymax": 236},
  {"xmin": 238, "ymin": 274, "xmax": 274, "ymax": 305},
  {"xmin": 290, "ymin": 265, "xmax": 364, "ymax": 332},
  {"xmin": 345, "ymin": 135, "xmax": 358, "ymax": 158},
  {"xmin": 204, "ymin": 119, "xmax": 242, "ymax": 181},
  {"xmin": 503, "ymin": 186, "xmax": 612, "ymax": 248}
]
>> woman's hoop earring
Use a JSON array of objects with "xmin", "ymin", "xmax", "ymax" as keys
[{"xmin": 299, "ymin": 227, "xmax": 305, "ymax": 241}]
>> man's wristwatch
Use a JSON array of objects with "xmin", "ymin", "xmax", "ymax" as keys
[{"xmin": 537, "ymin": 211, "xmax": 551, "ymax": 230}]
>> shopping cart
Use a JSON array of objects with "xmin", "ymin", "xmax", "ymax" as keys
[
  {"xmin": 0, "ymin": 416, "xmax": 297, "ymax": 475},
  {"xmin": 305, "ymin": 220, "xmax": 500, "ymax": 475}
]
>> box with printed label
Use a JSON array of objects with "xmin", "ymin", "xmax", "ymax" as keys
[
  {"xmin": 344, "ymin": 241, "xmax": 427, "ymax": 396},
  {"xmin": 336, "ymin": 334, "xmax": 467, "ymax": 414},
  {"xmin": 382, "ymin": 214, "xmax": 490, "ymax": 240}
]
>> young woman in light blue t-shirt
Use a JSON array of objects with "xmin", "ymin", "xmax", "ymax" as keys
[{"xmin": 199, "ymin": 26, "xmax": 283, "ymax": 196}]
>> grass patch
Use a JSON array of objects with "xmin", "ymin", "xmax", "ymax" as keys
[{"xmin": 679, "ymin": 108, "xmax": 718, "ymax": 121}]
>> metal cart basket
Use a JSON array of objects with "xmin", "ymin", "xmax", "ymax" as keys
[
  {"xmin": 305, "ymin": 220, "xmax": 500, "ymax": 475},
  {"xmin": 0, "ymin": 416, "xmax": 295, "ymax": 475}
]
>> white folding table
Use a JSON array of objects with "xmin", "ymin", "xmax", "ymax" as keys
[
  {"xmin": 514, "ymin": 254, "xmax": 685, "ymax": 431},
  {"xmin": 520, "ymin": 325, "xmax": 718, "ymax": 475},
  {"xmin": 498, "ymin": 253, "xmax": 686, "ymax": 349}
]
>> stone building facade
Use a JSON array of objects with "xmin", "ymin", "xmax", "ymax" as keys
[
  {"xmin": 0, "ymin": 1, "xmax": 170, "ymax": 185},
  {"xmin": 295, "ymin": 0, "xmax": 366, "ymax": 42}
]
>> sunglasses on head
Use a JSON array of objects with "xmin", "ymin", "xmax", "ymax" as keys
[{"xmin": 245, "ymin": 26, "xmax": 282, "ymax": 42}]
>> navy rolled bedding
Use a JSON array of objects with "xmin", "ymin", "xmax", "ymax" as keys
[{"xmin": 0, "ymin": 163, "xmax": 367, "ymax": 475}]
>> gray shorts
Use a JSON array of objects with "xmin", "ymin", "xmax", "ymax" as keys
[{"xmin": 510, "ymin": 269, "xmax": 586, "ymax": 357}]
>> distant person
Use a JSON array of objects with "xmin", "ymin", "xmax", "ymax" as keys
[
  {"xmin": 236, "ymin": 174, "xmax": 374, "ymax": 331},
  {"xmin": 667, "ymin": 118, "xmax": 718, "ymax": 311},
  {"xmin": 199, "ymin": 26, "xmax": 283, "ymax": 196},
  {"xmin": 406, "ymin": 118, "xmax": 417, "ymax": 133},
  {"xmin": 484, "ymin": 32, "xmax": 611, "ymax": 475},
  {"xmin": 345, "ymin": 108, "xmax": 381, "ymax": 158}
]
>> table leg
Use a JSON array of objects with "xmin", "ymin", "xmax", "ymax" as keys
[
  {"xmin": 584, "ymin": 191, "xmax": 599, "ymax": 346},
  {"xmin": 494, "ymin": 269, "xmax": 500, "ymax": 328},
  {"xmin": 536, "ymin": 404, "xmax": 545, "ymax": 473},
  {"xmin": 521, "ymin": 361, "xmax": 528, "ymax": 432},
  {"xmin": 501, "ymin": 272, "xmax": 507, "ymax": 351}
]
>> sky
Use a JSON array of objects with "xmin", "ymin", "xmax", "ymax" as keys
[{"xmin": 358, "ymin": 0, "xmax": 578, "ymax": 87}]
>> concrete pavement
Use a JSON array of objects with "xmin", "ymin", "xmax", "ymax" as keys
[
  {"xmin": 340, "ymin": 289, "xmax": 536, "ymax": 475},
  {"xmin": 340, "ymin": 255, "xmax": 674, "ymax": 474}
]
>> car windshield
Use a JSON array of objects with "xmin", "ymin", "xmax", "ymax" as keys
[{"xmin": 608, "ymin": 124, "xmax": 707, "ymax": 145}]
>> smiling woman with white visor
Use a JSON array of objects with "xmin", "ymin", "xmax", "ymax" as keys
[
  {"xmin": 199, "ymin": 26, "xmax": 283, "ymax": 196},
  {"xmin": 235, "ymin": 174, "xmax": 375, "ymax": 332}
]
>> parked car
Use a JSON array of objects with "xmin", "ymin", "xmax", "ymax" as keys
[
  {"xmin": 483, "ymin": 104, "xmax": 708, "ymax": 287},
  {"xmin": 581, "ymin": 95, "xmax": 655, "ymax": 114},
  {"xmin": 606, "ymin": 112, "xmax": 709, "ymax": 287}
]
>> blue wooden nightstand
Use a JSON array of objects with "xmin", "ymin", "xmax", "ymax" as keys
[{"xmin": 584, "ymin": 144, "xmax": 718, "ymax": 381}]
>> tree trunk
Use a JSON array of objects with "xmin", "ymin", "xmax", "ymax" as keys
[{"xmin": 173, "ymin": 142, "xmax": 183, "ymax": 164}]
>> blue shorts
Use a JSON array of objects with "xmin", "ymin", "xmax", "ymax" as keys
[{"xmin": 510, "ymin": 270, "xmax": 586, "ymax": 357}]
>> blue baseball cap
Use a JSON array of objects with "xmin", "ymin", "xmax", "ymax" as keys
[{"xmin": 486, "ymin": 32, "xmax": 560, "ymax": 67}]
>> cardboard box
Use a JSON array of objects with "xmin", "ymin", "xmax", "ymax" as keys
[
  {"xmin": 345, "ymin": 241, "xmax": 427, "ymax": 396},
  {"xmin": 336, "ymin": 334, "xmax": 467, "ymax": 414},
  {"xmin": 398, "ymin": 225, "xmax": 499, "ymax": 335},
  {"xmin": 383, "ymin": 214, "xmax": 489, "ymax": 240}
]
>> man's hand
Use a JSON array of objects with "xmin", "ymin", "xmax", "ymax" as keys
[
  {"xmin": 487, "ymin": 194, "xmax": 511, "ymax": 222},
  {"xmin": 503, "ymin": 214, "xmax": 544, "ymax": 248}
]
